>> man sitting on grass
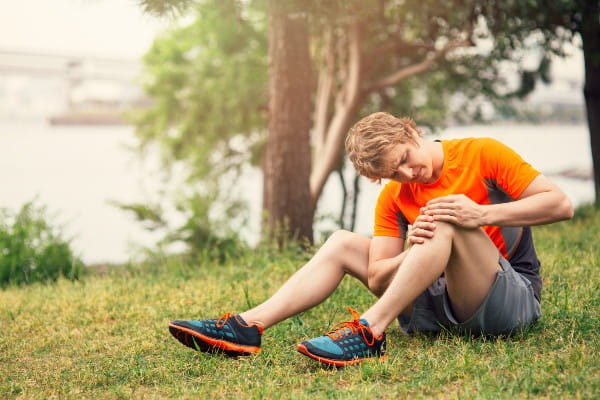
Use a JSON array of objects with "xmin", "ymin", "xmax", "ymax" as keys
[{"xmin": 168, "ymin": 112, "xmax": 574, "ymax": 366}]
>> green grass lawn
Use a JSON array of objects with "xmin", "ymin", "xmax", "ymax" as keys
[{"xmin": 1, "ymin": 207, "xmax": 599, "ymax": 399}]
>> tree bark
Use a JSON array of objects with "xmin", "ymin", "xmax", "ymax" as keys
[
  {"xmin": 580, "ymin": 1, "xmax": 600, "ymax": 205},
  {"xmin": 263, "ymin": 0, "xmax": 314, "ymax": 242}
]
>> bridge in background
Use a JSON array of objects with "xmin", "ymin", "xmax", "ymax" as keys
[
  {"xmin": 0, "ymin": 49, "xmax": 141, "ymax": 81},
  {"xmin": 0, "ymin": 49, "xmax": 147, "ymax": 122}
]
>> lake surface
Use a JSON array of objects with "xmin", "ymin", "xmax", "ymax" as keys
[{"xmin": 0, "ymin": 120, "xmax": 593, "ymax": 264}]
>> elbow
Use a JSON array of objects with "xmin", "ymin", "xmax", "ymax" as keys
[
  {"xmin": 560, "ymin": 195, "xmax": 575, "ymax": 221},
  {"xmin": 368, "ymin": 267, "xmax": 385, "ymax": 297}
]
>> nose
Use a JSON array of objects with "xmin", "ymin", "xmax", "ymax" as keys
[{"xmin": 401, "ymin": 166, "xmax": 413, "ymax": 179}]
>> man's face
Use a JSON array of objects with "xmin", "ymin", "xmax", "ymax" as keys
[{"xmin": 379, "ymin": 137, "xmax": 434, "ymax": 184}]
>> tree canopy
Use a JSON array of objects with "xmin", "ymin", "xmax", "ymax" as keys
[{"xmin": 135, "ymin": 0, "xmax": 593, "ymax": 245}]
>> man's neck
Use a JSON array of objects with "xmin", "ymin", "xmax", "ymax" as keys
[{"xmin": 429, "ymin": 141, "xmax": 444, "ymax": 182}]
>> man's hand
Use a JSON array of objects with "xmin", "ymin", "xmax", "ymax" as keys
[
  {"xmin": 422, "ymin": 194, "xmax": 485, "ymax": 229},
  {"xmin": 407, "ymin": 213, "xmax": 436, "ymax": 246}
]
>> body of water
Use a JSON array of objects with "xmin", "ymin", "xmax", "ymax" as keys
[{"xmin": 0, "ymin": 120, "xmax": 593, "ymax": 264}]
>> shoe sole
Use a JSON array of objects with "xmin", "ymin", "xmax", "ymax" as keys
[
  {"xmin": 169, "ymin": 323, "xmax": 261, "ymax": 356},
  {"xmin": 296, "ymin": 343, "xmax": 386, "ymax": 366}
]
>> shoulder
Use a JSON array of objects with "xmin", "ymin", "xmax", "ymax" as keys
[
  {"xmin": 445, "ymin": 137, "xmax": 517, "ymax": 160},
  {"xmin": 376, "ymin": 180, "xmax": 408, "ymax": 214},
  {"xmin": 441, "ymin": 137, "xmax": 490, "ymax": 166},
  {"xmin": 445, "ymin": 136, "xmax": 501, "ymax": 150},
  {"xmin": 377, "ymin": 180, "xmax": 401, "ymax": 203}
]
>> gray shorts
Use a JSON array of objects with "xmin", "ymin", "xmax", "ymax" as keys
[{"xmin": 398, "ymin": 257, "xmax": 541, "ymax": 336}]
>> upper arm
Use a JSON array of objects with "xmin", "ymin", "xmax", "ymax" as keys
[
  {"xmin": 518, "ymin": 174, "xmax": 574, "ymax": 219},
  {"xmin": 481, "ymin": 138, "xmax": 540, "ymax": 199},
  {"xmin": 518, "ymin": 174, "xmax": 563, "ymax": 199},
  {"xmin": 371, "ymin": 182, "xmax": 408, "ymax": 265},
  {"xmin": 481, "ymin": 139, "xmax": 572, "ymax": 218},
  {"xmin": 368, "ymin": 235, "xmax": 405, "ymax": 267}
]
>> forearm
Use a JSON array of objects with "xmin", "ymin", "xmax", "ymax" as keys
[{"xmin": 481, "ymin": 190, "xmax": 574, "ymax": 227}]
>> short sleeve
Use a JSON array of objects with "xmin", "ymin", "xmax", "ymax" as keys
[
  {"xmin": 480, "ymin": 138, "xmax": 541, "ymax": 199},
  {"xmin": 373, "ymin": 182, "xmax": 407, "ymax": 238}
]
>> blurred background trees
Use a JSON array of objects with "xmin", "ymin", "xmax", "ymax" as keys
[{"xmin": 135, "ymin": 0, "xmax": 598, "ymax": 248}]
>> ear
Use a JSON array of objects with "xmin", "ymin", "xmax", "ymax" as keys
[
  {"xmin": 405, "ymin": 129, "xmax": 421, "ymax": 148},
  {"xmin": 407, "ymin": 126, "xmax": 421, "ymax": 139}
]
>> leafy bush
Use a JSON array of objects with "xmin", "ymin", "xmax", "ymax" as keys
[
  {"xmin": 0, "ymin": 201, "xmax": 84, "ymax": 287},
  {"xmin": 116, "ymin": 190, "xmax": 248, "ymax": 266}
]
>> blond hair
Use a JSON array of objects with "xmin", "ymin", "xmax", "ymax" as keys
[{"xmin": 345, "ymin": 112, "xmax": 421, "ymax": 180}]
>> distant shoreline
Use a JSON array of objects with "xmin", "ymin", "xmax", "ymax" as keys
[
  {"xmin": 48, "ymin": 113, "xmax": 126, "ymax": 126},
  {"xmin": 549, "ymin": 166, "xmax": 593, "ymax": 181}
]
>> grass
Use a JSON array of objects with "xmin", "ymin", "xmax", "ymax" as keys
[{"xmin": 1, "ymin": 207, "xmax": 599, "ymax": 399}]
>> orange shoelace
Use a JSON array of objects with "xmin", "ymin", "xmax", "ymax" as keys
[
  {"xmin": 216, "ymin": 312, "xmax": 232, "ymax": 328},
  {"xmin": 326, "ymin": 306, "xmax": 376, "ymax": 346},
  {"xmin": 214, "ymin": 312, "xmax": 263, "ymax": 333}
]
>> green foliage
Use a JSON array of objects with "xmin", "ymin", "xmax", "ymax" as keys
[
  {"xmin": 129, "ymin": 0, "xmax": 268, "ymax": 252},
  {"xmin": 116, "ymin": 190, "xmax": 248, "ymax": 265},
  {"xmin": 137, "ymin": 0, "xmax": 194, "ymax": 17},
  {"xmin": 0, "ymin": 200, "xmax": 84, "ymax": 287},
  {"xmin": 1, "ymin": 206, "xmax": 598, "ymax": 398},
  {"xmin": 134, "ymin": 0, "xmax": 268, "ymax": 181},
  {"xmin": 165, "ymin": 192, "xmax": 248, "ymax": 263},
  {"xmin": 135, "ymin": 0, "xmax": 580, "ymax": 167},
  {"xmin": 132, "ymin": 0, "xmax": 591, "ymax": 247}
]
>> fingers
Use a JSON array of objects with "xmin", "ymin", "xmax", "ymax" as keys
[
  {"xmin": 423, "ymin": 195, "xmax": 466, "ymax": 222},
  {"xmin": 421, "ymin": 194, "xmax": 483, "ymax": 229},
  {"xmin": 426, "ymin": 194, "xmax": 465, "ymax": 205},
  {"xmin": 407, "ymin": 229, "xmax": 428, "ymax": 245},
  {"xmin": 423, "ymin": 206, "xmax": 457, "ymax": 218},
  {"xmin": 407, "ymin": 214, "xmax": 436, "ymax": 246},
  {"xmin": 407, "ymin": 236, "xmax": 425, "ymax": 246},
  {"xmin": 413, "ymin": 214, "xmax": 436, "ymax": 231},
  {"xmin": 411, "ymin": 226, "xmax": 435, "ymax": 238},
  {"xmin": 427, "ymin": 214, "xmax": 458, "ymax": 224}
]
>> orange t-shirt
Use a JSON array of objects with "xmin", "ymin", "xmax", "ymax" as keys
[{"xmin": 374, "ymin": 137, "xmax": 541, "ymax": 259}]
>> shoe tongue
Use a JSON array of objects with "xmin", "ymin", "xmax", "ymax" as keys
[
  {"xmin": 359, "ymin": 318, "xmax": 370, "ymax": 327},
  {"xmin": 235, "ymin": 314, "xmax": 246, "ymax": 324}
]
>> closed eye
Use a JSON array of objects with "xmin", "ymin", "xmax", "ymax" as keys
[{"xmin": 400, "ymin": 151, "xmax": 408, "ymax": 164}]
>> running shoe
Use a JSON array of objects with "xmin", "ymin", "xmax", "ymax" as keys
[
  {"xmin": 169, "ymin": 313, "xmax": 262, "ymax": 356},
  {"xmin": 296, "ymin": 307, "xmax": 386, "ymax": 366}
]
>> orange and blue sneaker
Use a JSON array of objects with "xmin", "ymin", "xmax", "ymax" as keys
[
  {"xmin": 168, "ymin": 313, "xmax": 262, "ymax": 356},
  {"xmin": 296, "ymin": 307, "xmax": 386, "ymax": 366}
]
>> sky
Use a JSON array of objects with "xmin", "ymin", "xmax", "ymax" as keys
[
  {"xmin": 0, "ymin": 1, "xmax": 587, "ymax": 109},
  {"xmin": 0, "ymin": 0, "xmax": 585, "ymax": 72},
  {"xmin": 0, "ymin": 0, "xmax": 173, "ymax": 60}
]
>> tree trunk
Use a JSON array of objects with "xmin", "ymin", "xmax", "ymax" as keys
[
  {"xmin": 263, "ymin": 0, "xmax": 314, "ymax": 242},
  {"xmin": 580, "ymin": 1, "xmax": 600, "ymax": 205}
]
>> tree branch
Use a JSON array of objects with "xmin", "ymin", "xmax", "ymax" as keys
[
  {"xmin": 367, "ymin": 39, "xmax": 432, "ymax": 61},
  {"xmin": 310, "ymin": 19, "xmax": 365, "ymax": 204},
  {"xmin": 345, "ymin": 21, "xmax": 363, "ymax": 104},
  {"xmin": 313, "ymin": 27, "xmax": 335, "ymax": 156},
  {"xmin": 367, "ymin": 37, "xmax": 471, "ymax": 93}
]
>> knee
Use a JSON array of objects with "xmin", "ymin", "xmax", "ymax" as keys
[
  {"xmin": 326, "ymin": 229, "xmax": 356, "ymax": 247},
  {"xmin": 323, "ymin": 230, "xmax": 363, "ymax": 259},
  {"xmin": 431, "ymin": 220, "xmax": 457, "ymax": 241}
]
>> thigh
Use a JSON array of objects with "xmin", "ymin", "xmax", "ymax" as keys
[
  {"xmin": 401, "ymin": 259, "xmax": 541, "ymax": 336},
  {"xmin": 445, "ymin": 257, "xmax": 541, "ymax": 335},
  {"xmin": 441, "ymin": 223, "xmax": 502, "ymax": 322}
]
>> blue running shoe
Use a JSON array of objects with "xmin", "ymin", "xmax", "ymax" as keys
[
  {"xmin": 169, "ymin": 313, "xmax": 262, "ymax": 356},
  {"xmin": 296, "ymin": 307, "xmax": 386, "ymax": 366}
]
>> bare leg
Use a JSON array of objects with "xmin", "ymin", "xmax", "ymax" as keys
[
  {"xmin": 362, "ymin": 221, "xmax": 501, "ymax": 337},
  {"xmin": 240, "ymin": 230, "xmax": 372, "ymax": 329}
]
